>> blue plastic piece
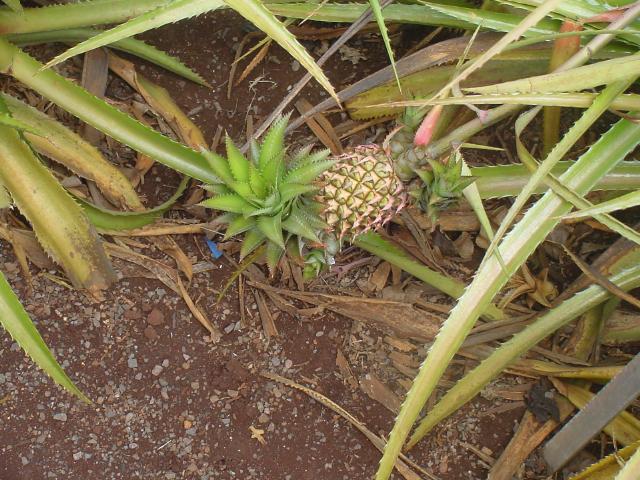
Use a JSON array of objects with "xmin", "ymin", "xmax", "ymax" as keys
[{"xmin": 205, "ymin": 238, "xmax": 223, "ymax": 259}]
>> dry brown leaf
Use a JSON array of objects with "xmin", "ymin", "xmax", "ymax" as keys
[
  {"xmin": 176, "ymin": 275, "xmax": 221, "ymax": 341},
  {"xmin": 250, "ymin": 281, "xmax": 442, "ymax": 341},
  {"xmin": 80, "ymin": 48, "xmax": 108, "ymax": 145},
  {"xmin": 452, "ymin": 232, "xmax": 474, "ymax": 260},
  {"xmin": 359, "ymin": 374, "xmax": 402, "ymax": 414},
  {"xmin": 384, "ymin": 336, "xmax": 416, "ymax": 352},
  {"xmin": 488, "ymin": 398, "xmax": 574, "ymax": 480},
  {"xmin": 0, "ymin": 226, "xmax": 55, "ymax": 270},
  {"xmin": 389, "ymin": 351, "xmax": 419, "ymax": 369},
  {"xmin": 336, "ymin": 348, "xmax": 358, "ymax": 389},
  {"xmin": 108, "ymin": 53, "xmax": 207, "ymax": 150},
  {"xmin": 254, "ymin": 290, "xmax": 278, "ymax": 339},
  {"xmin": 369, "ymin": 261, "xmax": 391, "ymax": 292},
  {"xmin": 235, "ymin": 41, "xmax": 271, "ymax": 86},
  {"xmin": 295, "ymin": 99, "xmax": 343, "ymax": 155},
  {"xmin": 152, "ymin": 236, "xmax": 194, "ymax": 281}
]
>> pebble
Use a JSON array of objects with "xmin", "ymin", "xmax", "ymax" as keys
[
  {"xmin": 127, "ymin": 358, "xmax": 138, "ymax": 369},
  {"xmin": 53, "ymin": 413, "xmax": 67, "ymax": 422},
  {"xmin": 144, "ymin": 326, "xmax": 159, "ymax": 341},
  {"xmin": 151, "ymin": 365, "xmax": 163, "ymax": 376},
  {"xmin": 147, "ymin": 308, "xmax": 165, "ymax": 326}
]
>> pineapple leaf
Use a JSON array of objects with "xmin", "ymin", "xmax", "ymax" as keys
[
  {"xmin": 249, "ymin": 139, "xmax": 260, "ymax": 165},
  {"xmin": 249, "ymin": 164, "xmax": 267, "ymax": 199},
  {"xmin": 289, "ymin": 144, "xmax": 314, "ymax": 168},
  {"xmin": 8, "ymin": 27, "xmax": 209, "ymax": 86},
  {"xmin": 282, "ymin": 205, "xmax": 322, "ymax": 243},
  {"xmin": 199, "ymin": 193, "xmax": 252, "ymax": 214},
  {"xmin": 202, "ymin": 183, "xmax": 232, "ymax": 195},
  {"xmin": 240, "ymin": 228, "xmax": 267, "ymax": 260},
  {"xmin": 44, "ymin": 0, "xmax": 223, "ymax": 69},
  {"xmin": 284, "ymin": 158, "xmax": 336, "ymax": 185},
  {"xmin": 0, "ymin": 271, "xmax": 88, "ymax": 402},
  {"xmin": 265, "ymin": 240, "xmax": 285, "ymax": 276},
  {"xmin": 1, "ymin": 0, "xmax": 22, "ymax": 12},
  {"xmin": 259, "ymin": 114, "xmax": 289, "ymax": 170},
  {"xmin": 256, "ymin": 213, "xmax": 285, "ymax": 248},
  {"xmin": 375, "ymin": 118, "xmax": 640, "ymax": 480},
  {"xmin": 279, "ymin": 183, "xmax": 318, "ymax": 203},
  {"xmin": 261, "ymin": 150, "xmax": 286, "ymax": 188},
  {"xmin": 368, "ymin": 0, "xmax": 401, "ymax": 93},
  {"xmin": 227, "ymin": 180, "xmax": 256, "ymax": 200},
  {"xmin": 225, "ymin": 135, "xmax": 251, "ymax": 182},
  {"xmin": 298, "ymin": 203, "xmax": 328, "ymax": 230},
  {"xmin": 202, "ymin": 149, "xmax": 234, "ymax": 185},
  {"xmin": 226, "ymin": 0, "xmax": 337, "ymax": 102},
  {"xmin": 0, "ymin": 180, "xmax": 10, "ymax": 209},
  {"xmin": 223, "ymin": 215, "xmax": 255, "ymax": 240},
  {"xmin": 290, "ymin": 148, "xmax": 332, "ymax": 170}
]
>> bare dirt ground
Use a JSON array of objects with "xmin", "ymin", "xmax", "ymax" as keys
[{"xmin": 1, "ymin": 12, "xmax": 552, "ymax": 480}]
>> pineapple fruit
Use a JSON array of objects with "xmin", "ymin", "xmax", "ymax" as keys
[{"xmin": 199, "ymin": 115, "xmax": 407, "ymax": 273}]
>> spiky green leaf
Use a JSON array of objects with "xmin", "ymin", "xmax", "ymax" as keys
[
  {"xmin": 279, "ymin": 183, "xmax": 318, "ymax": 203},
  {"xmin": 285, "ymin": 158, "xmax": 336, "ymax": 185},
  {"xmin": 226, "ymin": 0, "xmax": 337, "ymax": 102},
  {"xmin": 282, "ymin": 205, "xmax": 322, "ymax": 243},
  {"xmin": 202, "ymin": 149, "xmax": 234, "ymax": 185},
  {"xmin": 199, "ymin": 193, "xmax": 252, "ymax": 214},
  {"xmin": 202, "ymin": 183, "xmax": 232, "ymax": 195},
  {"xmin": 239, "ymin": 228, "xmax": 266, "ymax": 259},
  {"xmin": 0, "ymin": 271, "xmax": 88, "ymax": 402},
  {"xmin": 249, "ymin": 164, "xmax": 267, "ymax": 199},
  {"xmin": 44, "ymin": 0, "xmax": 223, "ymax": 69},
  {"xmin": 265, "ymin": 240, "xmax": 285, "ymax": 275},
  {"xmin": 2, "ymin": 0, "xmax": 22, "ymax": 12},
  {"xmin": 256, "ymin": 213, "xmax": 285, "ymax": 248},
  {"xmin": 8, "ymin": 28, "xmax": 208, "ymax": 86},
  {"xmin": 258, "ymin": 114, "xmax": 289, "ymax": 170},
  {"xmin": 225, "ymin": 135, "xmax": 251, "ymax": 182},
  {"xmin": 223, "ymin": 215, "xmax": 255, "ymax": 240}
]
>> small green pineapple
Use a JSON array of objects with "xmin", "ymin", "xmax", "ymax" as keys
[
  {"xmin": 200, "ymin": 116, "xmax": 407, "ymax": 275},
  {"xmin": 410, "ymin": 149, "xmax": 475, "ymax": 220}
]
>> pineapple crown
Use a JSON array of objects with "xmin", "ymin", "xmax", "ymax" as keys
[
  {"xmin": 410, "ymin": 149, "xmax": 475, "ymax": 220},
  {"xmin": 199, "ymin": 115, "xmax": 335, "ymax": 272}
]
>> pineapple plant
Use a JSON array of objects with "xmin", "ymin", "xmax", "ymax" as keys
[{"xmin": 199, "ymin": 115, "xmax": 408, "ymax": 273}]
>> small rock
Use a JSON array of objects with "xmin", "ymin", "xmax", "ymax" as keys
[
  {"xmin": 147, "ymin": 308, "xmax": 165, "ymax": 326},
  {"xmin": 151, "ymin": 365, "xmax": 163, "ymax": 376},
  {"xmin": 73, "ymin": 452, "xmax": 83, "ymax": 461},
  {"xmin": 258, "ymin": 413, "xmax": 269, "ymax": 424},
  {"xmin": 124, "ymin": 309, "xmax": 141, "ymax": 320},
  {"xmin": 127, "ymin": 358, "xmax": 138, "ymax": 369},
  {"xmin": 183, "ymin": 420, "xmax": 193, "ymax": 429},
  {"xmin": 53, "ymin": 413, "xmax": 67, "ymax": 422},
  {"xmin": 144, "ymin": 326, "xmax": 159, "ymax": 341}
]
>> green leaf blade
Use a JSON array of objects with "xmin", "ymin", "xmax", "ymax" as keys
[{"xmin": 0, "ymin": 271, "xmax": 89, "ymax": 402}]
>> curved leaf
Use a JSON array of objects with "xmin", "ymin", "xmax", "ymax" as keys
[
  {"xmin": 8, "ymin": 28, "xmax": 208, "ymax": 86},
  {"xmin": 0, "ymin": 39, "xmax": 216, "ymax": 184},
  {"xmin": 0, "ymin": 114, "xmax": 115, "ymax": 292},
  {"xmin": 43, "ymin": 0, "xmax": 223, "ymax": 69},
  {"xmin": 226, "ymin": 0, "xmax": 337, "ymax": 102},
  {"xmin": 0, "ymin": 271, "xmax": 89, "ymax": 402},
  {"xmin": 78, "ymin": 177, "xmax": 189, "ymax": 231}
]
